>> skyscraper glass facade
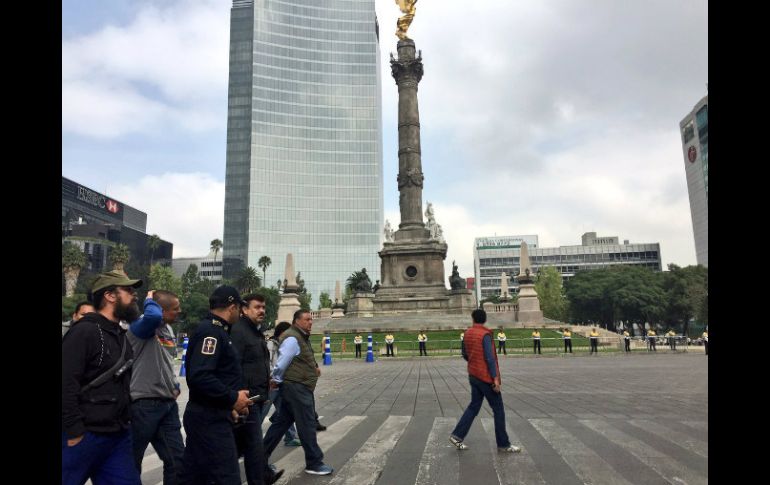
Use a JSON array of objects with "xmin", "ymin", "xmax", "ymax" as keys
[
  {"xmin": 680, "ymin": 95, "xmax": 708, "ymax": 267},
  {"xmin": 223, "ymin": 0, "xmax": 383, "ymax": 304}
]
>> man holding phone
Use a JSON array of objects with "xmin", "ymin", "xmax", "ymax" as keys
[{"xmin": 231, "ymin": 294, "xmax": 284, "ymax": 485}]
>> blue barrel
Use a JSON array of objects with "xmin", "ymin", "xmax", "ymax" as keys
[
  {"xmin": 179, "ymin": 336, "xmax": 189, "ymax": 377},
  {"xmin": 323, "ymin": 335, "xmax": 332, "ymax": 365},
  {"xmin": 366, "ymin": 334, "xmax": 374, "ymax": 363}
]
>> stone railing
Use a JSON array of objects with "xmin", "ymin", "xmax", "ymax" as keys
[{"xmin": 482, "ymin": 302, "xmax": 518, "ymax": 313}]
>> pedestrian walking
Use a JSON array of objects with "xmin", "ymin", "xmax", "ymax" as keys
[{"xmin": 449, "ymin": 309, "xmax": 522, "ymax": 453}]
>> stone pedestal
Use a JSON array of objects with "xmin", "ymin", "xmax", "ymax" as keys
[
  {"xmin": 347, "ymin": 293, "xmax": 375, "ymax": 318},
  {"xmin": 516, "ymin": 283, "xmax": 543, "ymax": 324},
  {"xmin": 277, "ymin": 292, "xmax": 301, "ymax": 324},
  {"xmin": 318, "ymin": 308, "xmax": 332, "ymax": 319},
  {"xmin": 331, "ymin": 306, "xmax": 345, "ymax": 319},
  {"xmin": 447, "ymin": 289, "xmax": 476, "ymax": 313}
]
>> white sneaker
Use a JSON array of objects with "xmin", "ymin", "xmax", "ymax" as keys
[
  {"xmin": 449, "ymin": 435, "xmax": 468, "ymax": 450},
  {"xmin": 498, "ymin": 445, "xmax": 522, "ymax": 453}
]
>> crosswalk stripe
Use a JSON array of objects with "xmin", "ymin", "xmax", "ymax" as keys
[
  {"xmin": 481, "ymin": 418, "xmax": 546, "ymax": 485},
  {"xmin": 580, "ymin": 420, "xmax": 707, "ymax": 485},
  {"xmin": 328, "ymin": 415, "xmax": 411, "ymax": 485},
  {"xmin": 272, "ymin": 415, "xmax": 366, "ymax": 484},
  {"xmin": 628, "ymin": 420, "xmax": 708, "ymax": 458},
  {"xmin": 414, "ymin": 417, "xmax": 460, "ymax": 485},
  {"xmin": 529, "ymin": 418, "xmax": 634, "ymax": 485}
]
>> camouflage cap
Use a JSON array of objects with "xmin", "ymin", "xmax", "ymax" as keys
[{"xmin": 91, "ymin": 270, "xmax": 143, "ymax": 293}]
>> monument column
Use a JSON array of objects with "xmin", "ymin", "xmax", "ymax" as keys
[{"xmin": 391, "ymin": 41, "xmax": 429, "ymax": 240}]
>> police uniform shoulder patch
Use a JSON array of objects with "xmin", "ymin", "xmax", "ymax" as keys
[{"xmin": 202, "ymin": 336, "xmax": 218, "ymax": 355}]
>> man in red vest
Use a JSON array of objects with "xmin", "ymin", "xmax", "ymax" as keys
[{"xmin": 449, "ymin": 309, "xmax": 522, "ymax": 453}]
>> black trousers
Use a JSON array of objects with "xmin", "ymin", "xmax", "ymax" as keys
[
  {"xmin": 564, "ymin": 339, "xmax": 572, "ymax": 353},
  {"xmin": 624, "ymin": 338, "xmax": 630, "ymax": 352},
  {"xmin": 669, "ymin": 338, "xmax": 676, "ymax": 350},
  {"xmin": 648, "ymin": 338, "xmax": 657, "ymax": 351},
  {"xmin": 179, "ymin": 403, "xmax": 241, "ymax": 485},
  {"xmin": 533, "ymin": 340, "xmax": 541, "ymax": 354},
  {"xmin": 497, "ymin": 341, "xmax": 507, "ymax": 355},
  {"xmin": 355, "ymin": 343, "xmax": 362, "ymax": 358},
  {"xmin": 704, "ymin": 340, "xmax": 708, "ymax": 355},
  {"xmin": 386, "ymin": 343, "xmax": 394, "ymax": 356},
  {"xmin": 590, "ymin": 338, "xmax": 598, "ymax": 354},
  {"xmin": 235, "ymin": 401, "xmax": 270, "ymax": 485},
  {"xmin": 419, "ymin": 342, "xmax": 427, "ymax": 355}
]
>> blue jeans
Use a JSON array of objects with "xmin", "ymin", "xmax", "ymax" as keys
[
  {"xmin": 62, "ymin": 429, "xmax": 141, "ymax": 485},
  {"xmin": 263, "ymin": 382, "xmax": 324, "ymax": 468},
  {"xmin": 263, "ymin": 388, "xmax": 298, "ymax": 443},
  {"xmin": 130, "ymin": 398, "xmax": 185, "ymax": 485},
  {"xmin": 451, "ymin": 376, "xmax": 511, "ymax": 448}
]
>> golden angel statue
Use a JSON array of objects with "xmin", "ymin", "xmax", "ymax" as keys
[{"xmin": 395, "ymin": 0, "xmax": 417, "ymax": 40}]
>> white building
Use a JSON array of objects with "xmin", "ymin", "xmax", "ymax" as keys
[
  {"xmin": 172, "ymin": 249, "xmax": 223, "ymax": 284},
  {"xmin": 473, "ymin": 233, "xmax": 662, "ymax": 302}
]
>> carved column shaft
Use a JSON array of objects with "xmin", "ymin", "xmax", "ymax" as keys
[{"xmin": 392, "ymin": 40, "xmax": 425, "ymax": 231}]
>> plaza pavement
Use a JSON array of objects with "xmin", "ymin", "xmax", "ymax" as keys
[{"xmin": 134, "ymin": 353, "xmax": 708, "ymax": 485}]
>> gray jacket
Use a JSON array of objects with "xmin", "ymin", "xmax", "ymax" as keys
[{"xmin": 127, "ymin": 299, "xmax": 179, "ymax": 401}]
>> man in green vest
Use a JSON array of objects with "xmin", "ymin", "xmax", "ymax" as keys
[{"xmin": 262, "ymin": 310, "xmax": 333, "ymax": 476}]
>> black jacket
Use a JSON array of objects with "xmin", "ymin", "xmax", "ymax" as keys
[
  {"xmin": 230, "ymin": 316, "xmax": 270, "ymax": 398},
  {"xmin": 61, "ymin": 313, "xmax": 133, "ymax": 438},
  {"xmin": 185, "ymin": 313, "xmax": 242, "ymax": 409}
]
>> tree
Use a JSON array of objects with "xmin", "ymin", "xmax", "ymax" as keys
[
  {"xmin": 62, "ymin": 242, "xmax": 86, "ymax": 297},
  {"xmin": 236, "ymin": 266, "xmax": 261, "ymax": 294},
  {"xmin": 662, "ymin": 264, "xmax": 708, "ymax": 337},
  {"xmin": 210, "ymin": 239, "xmax": 223, "ymax": 280},
  {"xmin": 258, "ymin": 256, "xmax": 272, "ymax": 286},
  {"xmin": 298, "ymin": 292, "xmax": 312, "ymax": 312},
  {"xmin": 109, "ymin": 243, "xmax": 131, "ymax": 273},
  {"xmin": 181, "ymin": 264, "xmax": 203, "ymax": 300},
  {"xmin": 534, "ymin": 266, "xmax": 567, "ymax": 321},
  {"xmin": 179, "ymin": 292, "xmax": 209, "ymax": 334},
  {"xmin": 148, "ymin": 264, "xmax": 182, "ymax": 295},
  {"xmin": 318, "ymin": 291, "xmax": 332, "ymax": 310},
  {"xmin": 345, "ymin": 270, "xmax": 370, "ymax": 294},
  {"xmin": 147, "ymin": 234, "xmax": 161, "ymax": 266}
]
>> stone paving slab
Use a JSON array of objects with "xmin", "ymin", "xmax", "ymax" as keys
[{"xmin": 135, "ymin": 353, "xmax": 707, "ymax": 484}]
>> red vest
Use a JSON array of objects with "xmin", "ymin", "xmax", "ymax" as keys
[{"xmin": 464, "ymin": 324, "xmax": 499, "ymax": 384}]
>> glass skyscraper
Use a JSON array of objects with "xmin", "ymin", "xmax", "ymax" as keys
[
  {"xmin": 680, "ymin": 95, "xmax": 708, "ymax": 267},
  {"xmin": 223, "ymin": 0, "xmax": 384, "ymax": 304}
]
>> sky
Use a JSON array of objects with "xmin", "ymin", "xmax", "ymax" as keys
[{"xmin": 62, "ymin": 0, "xmax": 708, "ymax": 279}]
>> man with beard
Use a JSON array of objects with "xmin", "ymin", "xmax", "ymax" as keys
[
  {"xmin": 230, "ymin": 294, "xmax": 284, "ymax": 485},
  {"xmin": 178, "ymin": 286, "xmax": 253, "ymax": 485},
  {"xmin": 127, "ymin": 290, "xmax": 185, "ymax": 484},
  {"xmin": 62, "ymin": 270, "xmax": 143, "ymax": 485}
]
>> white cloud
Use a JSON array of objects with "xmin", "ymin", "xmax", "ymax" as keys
[
  {"xmin": 106, "ymin": 172, "xmax": 224, "ymax": 258},
  {"xmin": 62, "ymin": 0, "xmax": 228, "ymax": 138},
  {"xmin": 63, "ymin": 0, "xmax": 706, "ymax": 271}
]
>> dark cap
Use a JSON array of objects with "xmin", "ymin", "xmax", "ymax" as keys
[
  {"xmin": 211, "ymin": 285, "xmax": 247, "ymax": 306},
  {"xmin": 91, "ymin": 270, "xmax": 143, "ymax": 293}
]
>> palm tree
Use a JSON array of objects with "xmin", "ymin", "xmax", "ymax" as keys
[
  {"xmin": 210, "ymin": 239, "xmax": 223, "ymax": 282},
  {"xmin": 258, "ymin": 256, "xmax": 272, "ymax": 285},
  {"xmin": 235, "ymin": 266, "xmax": 261, "ymax": 294},
  {"xmin": 62, "ymin": 242, "xmax": 86, "ymax": 297},
  {"xmin": 109, "ymin": 243, "xmax": 131, "ymax": 274},
  {"xmin": 147, "ymin": 234, "xmax": 161, "ymax": 266}
]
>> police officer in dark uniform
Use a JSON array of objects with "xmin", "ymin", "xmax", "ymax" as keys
[{"xmin": 178, "ymin": 286, "xmax": 253, "ymax": 485}]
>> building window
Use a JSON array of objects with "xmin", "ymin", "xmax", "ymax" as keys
[{"xmin": 682, "ymin": 120, "xmax": 695, "ymax": 143}]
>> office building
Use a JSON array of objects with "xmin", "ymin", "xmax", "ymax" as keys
[
  {"xmin": 222, "ymin": 0, "xmax": 384, "ymax": 303},
  {"xmin": 679, "ymin": 94, "xmax": 708, "ymax": 267},
  {"xmin": 473, "ymin": 233, "xmax": 661, "ymax": 302}
]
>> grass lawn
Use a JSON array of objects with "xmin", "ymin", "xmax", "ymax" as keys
[{"xmin": 304, "ymin": 328, "xmax": 618, "ymax": 358}]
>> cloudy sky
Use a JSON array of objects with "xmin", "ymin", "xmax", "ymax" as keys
[{"xmin": 62, "ymin": 0, "xmax": 708, "ymax": 277}]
